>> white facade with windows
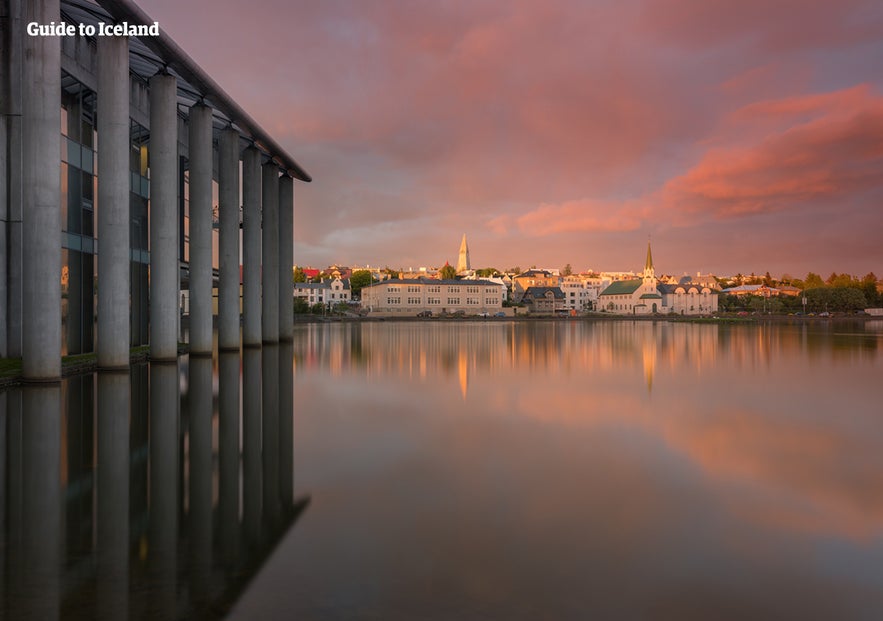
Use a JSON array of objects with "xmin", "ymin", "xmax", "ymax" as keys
[{"xmin": 362, "ymin": 278, "xmax": 504, "ymax": 315}]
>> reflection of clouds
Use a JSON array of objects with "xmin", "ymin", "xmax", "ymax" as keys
[{"xmin": 295, "ymin": 321, "xmax": 883, "ymax": 542}]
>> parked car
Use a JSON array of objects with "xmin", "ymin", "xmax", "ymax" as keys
[
  {"xmin": 477, "ymin": 312, "xmax": 490, "ymax": 317},
  {"xmin": 416, "ymin": 310, "xmax": 432, "ymax": 318},
  {"xmin": 494, "ymin": 311, "xmax": 506, "ymax": 317}
]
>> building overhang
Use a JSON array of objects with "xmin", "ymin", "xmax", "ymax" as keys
[{"xmin": 61, "ymin": 0, "xmax": 311, "ymax": 182}]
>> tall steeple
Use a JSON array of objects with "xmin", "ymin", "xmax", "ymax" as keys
[
  {"xmin": 643, "ymin": 240, "xmax": 655, "ymax": 281},
  {"xmin": 456, "ymin": 234, "xmax": 471, "ymax": 274}
]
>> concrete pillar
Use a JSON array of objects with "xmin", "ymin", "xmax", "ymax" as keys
[
  {"xmin": 149, "ymin": 73, "xmax": 179, "ymax": 361},
  {"xmin": 21, "ymin": 0, "xmax": 61, "ymax": 379},
  {"xmin": 148, "ymin": 361, "xmax": 179, "ymax": 620},
  {"xmin": 97, "ymin": 371, "xmax": 131, "ymax": 621},
  {"xmin": 218, "ymin": 128, "xmax": 241, "ymax": 351},
  {"xmin": 262, "ymin": 163, "xmax": 279, "ymax": 343},
  {"xmin": 242, "ymin": 147, "xmax": 262, "ymax": 347},
  {"xmin": 97, "ymin": 35, "xmax": 131, "ymax": 369},
  {"xmin": 188, "ymin": 104, "xmax": 213, "ymax": 355},
  {"xmin": 278, "ymin": 175, "xmax": 294, "ymax": 340}
]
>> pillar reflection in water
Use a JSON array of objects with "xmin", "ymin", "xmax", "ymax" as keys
[
  {"xmin": 279, "ymin": 341, "xmax": 294, "ymax": 509},
  {"xmin": 262, "ymin": 345, "xmax": 281, "ymax": 530},
  {"xmin": 97, "ymin": 371, "xmax": 130, "ymax": 621},
  {"xmin": 148, "ymin": 361, "xmax": 179, "ymax": 620},
  {"xmin": 188, "ymin": 355, "xmax": 214, "ymax": 600},
  {"xmin": 242, "ymin": 347, "xmax": 262, "ymax": 544},
  {"xmin": 219, "ymin": 351, "xmax": 241, "ymax": 565},
  {"xmin": 20, "ymin": 385, "xmax": 62, "ymax": 620}
]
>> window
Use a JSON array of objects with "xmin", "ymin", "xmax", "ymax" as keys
[
  {"xmin": 387, "ymin": 297, "xmax": 401, "ymax": 305},
  {"xmin": 447, "ymin": 297, "xmax": 460, "ymax": 305}
]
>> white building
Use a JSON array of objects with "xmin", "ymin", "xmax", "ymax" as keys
[
  {"xmin": 294, "ymin": 277, "xmax": 351, "ymax": 307},
  {"xmin": 361, "ymin": 278, "xmax": 504, "ymax": 315},
  {"xmin": 598, "ymin": 244, "xmax": 718, "ymax": 315}
]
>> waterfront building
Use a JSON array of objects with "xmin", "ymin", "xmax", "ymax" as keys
[
  {"xmin": 1, "ymin": 0, "xmax": 309, "ymax": 378},
  {"xmin": 598, "ymin": 243, "xmax": 718, "ymax": 315},
  {"xmin": 521, "ymin": 286, "xmax": 566, "ymax": 314},
  {"xmin": 511, "ymin": 269, "xmax": 559, "ymax": 303},
  {"xmin": 295, "ymin": 277, "xmax": 351, "ymax": 308},
  {"xmin": 361, "ymin": 278, "xmax": 504, "ymax": 315}
]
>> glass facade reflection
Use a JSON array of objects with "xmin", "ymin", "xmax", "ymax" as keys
[{"xmin": 0, "ymin": 346, "xmax": 304, "ymax": 620}]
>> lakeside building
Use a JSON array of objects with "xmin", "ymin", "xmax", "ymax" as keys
[
  {"xmin": 295, "ymin": 277, "xmax": 351, "ymax": 307},
  {"xmin": 598, "ymin": 244, "xmax": 719, "ymax": 315},
  {"xmin": 521, "ymin": 286, "xmax": 566, "ymax": 314},
  {"xmin": 511, "ymin": 269, "xmax": 559, "ymax": 303},
  {"xmin": 361, "ymin": 278, "xmax": 504, "ymax": 315},
  {"xmin": 1, "ymin": 0, "xmax": 309, "ymax": 379}
]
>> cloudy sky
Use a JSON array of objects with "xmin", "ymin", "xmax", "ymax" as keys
[{"xmin": 139, "ymin": 0, "xmax": 883, "ymax": 277}]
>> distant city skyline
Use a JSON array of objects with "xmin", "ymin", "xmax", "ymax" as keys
[{"xmin": 139, "ymin": 0, "xmax": 883, "ymax": 276}]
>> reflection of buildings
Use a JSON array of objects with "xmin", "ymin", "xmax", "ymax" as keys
[{"xmin": 1, "ymin": 350, "xmax": 305, "ymax": 619}]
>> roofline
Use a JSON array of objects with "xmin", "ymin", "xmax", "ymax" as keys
[{"xmin": 94, "ymin": 0, "xmax": 312, "ymax": 182}]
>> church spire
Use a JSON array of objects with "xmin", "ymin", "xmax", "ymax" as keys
[
  {"xmin": 456, "ymin": 234, "xmax": 471, "ymax": 274},
  {"xmin": 643, "ymin": 240, "xmax": 655, "ymax": 280}
]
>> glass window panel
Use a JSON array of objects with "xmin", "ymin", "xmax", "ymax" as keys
[
  {"xmin": 81, "ymin": 146, "xmax": 93, "ymax": 174},
  {"xmin": 141, "ymin": 177, "xmax": 149, "ymax": 198},
  {"xmin": 81, "ymin": 170, "xmax": 93, "ymax": 202},
  {"xmin": 67, "ymin": 166, "xmax": 81, "ymax": 234},
  {"xmin": 66, "ymin": 137, "xmax": 80, "ymax": 168},
  {"xmin": 60, "ymin": 162, "xmax": 68, "ymax": 231}
]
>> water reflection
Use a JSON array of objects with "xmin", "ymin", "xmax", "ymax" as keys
[
  {"xmin": 270, "ymin": 320, "xmax": 883, "ymax": 620},
  {"xmin": 0, "ymin": 345, "xmax": 306, "ymax": 620}
]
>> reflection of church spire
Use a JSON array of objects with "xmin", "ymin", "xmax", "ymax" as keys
[
  {"xmin": 458, "ymin": 349, "xmax": 468, "ymax": 400},
  {"xmin": 456, "ymin": 234, "xmax": 471, "ymax": 274}
]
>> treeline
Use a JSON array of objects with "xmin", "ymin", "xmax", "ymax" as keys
[{"xmin": 719, "ymin": 271, "xmax": 881, "ymax": 313}]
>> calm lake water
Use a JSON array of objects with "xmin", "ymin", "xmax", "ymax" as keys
[{"xmin": 2, "ymin": 320, "xmax": 883, "ymax": 619}]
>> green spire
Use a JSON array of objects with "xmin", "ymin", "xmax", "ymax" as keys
[{"xmin": 645, "ymin": 241, "xmax": 653, "ymax": 272}]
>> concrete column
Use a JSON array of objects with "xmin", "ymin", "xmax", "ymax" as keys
[
  {"xmin": 278, "ymin": 175, "xmax": 294, "ymax": 340},
  {"xmin": 97, "ymin": 35, "xmax": 131, "ymax": 369},
  {"xmin": 218, "ymin": 128, "xmax": 241, "ymax": 351},
  {"xmin": 149, "ymin": 73, "xmax": 179, "ymax": 361},
  {"xmin": 21, "ymin": 0, "xmax": 61, "ymax": 379},
  {"xmin": 148, "ymin": 361, "xmax": 179, "ymax": 620},
  {"xmin": 97, "ymin": 371, "xmax": 131, "ymax": 621},
  {"xmin": 188, "ymin": 104, "xmax": 213, "ymax": 355},
  {"xmin": 242, "ymin": 147, "xmax": 262, "ymax": 347},
  {"xmin": 261, "ymin": 163, "xmax": 279, "ymax": 343}
]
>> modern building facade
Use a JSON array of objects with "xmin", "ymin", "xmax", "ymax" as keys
[{"xmin": 1, "ymin": 0, "xmax": 309, "ymax": 379}]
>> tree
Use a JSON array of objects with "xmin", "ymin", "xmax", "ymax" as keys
[
  {"xmin": 805, "ymin": 272, "xmax": 824, "ymax": 289},
  {"xmin": 563, "ymin": 263, "xmax": 573, "ymax": 276},
  {"xmin": 293, "ymin": 298, "xmax": 310, "ymax": 314},
  {"xmin": 439, "ymin": 264, "xmax": 457, "ymax": 280},
  {"xmin": 349, "ymin": 270, "xmax": 374, "ymax": 297},
  {"xmin": 476, "ymin": 267, "xmax": 499, "ymax": 278},
  {"xmin": 763, "ymin": 271, "xmax": 772, "ymax": 286},
  {"xmin": 293, "ymin": 266, "xmax": 306, "ymax": 283}
]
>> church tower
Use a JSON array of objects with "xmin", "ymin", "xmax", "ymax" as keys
[
  {"xmin": 456, "ymin": 234, "xmax": 471, "ymax": 274},
  {"xmin": 643, "ymin": 240, "xmax": 655, "ymax": 282}
]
